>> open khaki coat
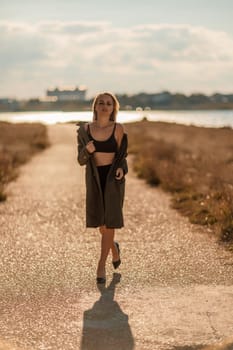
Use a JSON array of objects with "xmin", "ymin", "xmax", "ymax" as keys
[{"xmin": 77, "ymin": 124, "xmax": 128, "ymax": 228}]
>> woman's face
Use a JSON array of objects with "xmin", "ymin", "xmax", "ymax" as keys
[{"xmin": 95, "ymin": 94, "xmax": 114, "ymax": 119}]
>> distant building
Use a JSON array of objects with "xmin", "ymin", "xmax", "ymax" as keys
[
  {"xmin": 0, "ymin": 98, "xmax": 19, "ymax": 108},
  {"xmin": 46, "ymin": 86, "xmax": 87, "ymax": 101},
  {"xmin": 0, "ymin": 98, "xmax": 16, "ymax": 104}
]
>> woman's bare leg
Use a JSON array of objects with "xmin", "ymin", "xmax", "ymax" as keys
[
  {"xmin": 97, "ymin": 226, "xmax": 119, "ymax": 277},
  {"xmin": 99, "ymin": 226, "xmax": 120, "ymax": 261}
]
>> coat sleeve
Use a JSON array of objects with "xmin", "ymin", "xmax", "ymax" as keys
[
  {"xmin": 77, "ymin": 127, "xmax": 92, "ymax": 166},
  {"xmin": 119, "ymin": 158, "xmax": 128, "ymax": 175},
  {"xmin": 116, "ymin": 134, "xmax": 128, "ymax": 175}
]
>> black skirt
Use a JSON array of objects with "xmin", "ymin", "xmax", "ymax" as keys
[{"xmin": 97, "ymin": 164, "xmax": 112, "ymax": 196}]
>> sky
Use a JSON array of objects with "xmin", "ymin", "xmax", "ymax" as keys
[{"xmin": 1, "ymin": 0, "xmax": 233, "ymax": 99}]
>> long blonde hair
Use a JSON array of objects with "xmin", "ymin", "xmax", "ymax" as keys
[{"xmin": 92, "ymin": 92, "xmax": 120, "ymax": 121}]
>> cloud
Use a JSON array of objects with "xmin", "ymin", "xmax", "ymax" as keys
[{"xmin": 1, "ymin": 20, "xmax": 233, "ymax": 97}]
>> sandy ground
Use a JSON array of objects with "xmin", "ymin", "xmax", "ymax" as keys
[{"xmin": 0, "ymin": 124, "xmax": 233, "ymax": 350}]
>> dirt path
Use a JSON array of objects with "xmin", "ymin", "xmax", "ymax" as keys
[{"xmin": 0, "ymin": 124, "xmax": 233, "ymax": 350}]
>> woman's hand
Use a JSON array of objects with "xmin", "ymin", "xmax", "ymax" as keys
[
  {"xmin": 86, "ymin": 140, "xmax": 96, "ymax": 154},
  {"xmin": 115, "ymin": 168, "xmax": 124, "ymax": 180}
]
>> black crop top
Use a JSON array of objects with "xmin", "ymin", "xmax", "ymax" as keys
[{"xmin": 87, "ymin": 123, "xmax": 118, "ymax": 153}]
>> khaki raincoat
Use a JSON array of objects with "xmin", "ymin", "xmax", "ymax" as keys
[{"xmin": 77, "ymin": 124, "xmax": 128, "ymax": 228}]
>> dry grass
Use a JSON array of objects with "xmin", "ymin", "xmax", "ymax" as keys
[
  {"xmin": 0, "ymin": 122, "xmax": 49, "ymax": 201},
  {"xmin": 125, "ymin": 121, "xmax": 233, "ymax": 247}
]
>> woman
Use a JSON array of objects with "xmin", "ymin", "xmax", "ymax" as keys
[{"xmin": 77, "ymin": 92, "xmax": 128, "ymax": 284}]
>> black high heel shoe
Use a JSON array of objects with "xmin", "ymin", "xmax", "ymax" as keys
[{"xmin": 112, "ymin": 242, "xmax": 121, "ymax": 269}]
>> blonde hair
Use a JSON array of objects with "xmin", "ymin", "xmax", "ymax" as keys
[{"xmin": 92, "ymin": 92, "xmax": 120, "ymax": 121}]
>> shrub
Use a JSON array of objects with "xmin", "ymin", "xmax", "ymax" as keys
[
  {"xmin": 0, "ymin": 122, "xmax": 49, "ymax": 201},
  {"xmin": 126, "ymin": 121, "xmax": 233, "ymax": 246}
]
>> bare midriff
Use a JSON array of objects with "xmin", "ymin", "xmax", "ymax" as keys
[{"xmin": 93, "ymin": 152, "xmax": 115, "ymax": 166}]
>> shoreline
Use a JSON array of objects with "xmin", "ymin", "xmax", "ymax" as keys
[{"xmin": 0, "ymin": 109, "xmax": 233, "ymax": 129}]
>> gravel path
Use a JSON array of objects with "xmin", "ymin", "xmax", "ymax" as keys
[{"xmin": 0, "ymin": 124, "xmax": 233, "ymax": 350}]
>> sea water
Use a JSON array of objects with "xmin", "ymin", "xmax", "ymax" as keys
[{"xmin": 0, "ymin": 109, "xmax": 232, "ymax": 128}]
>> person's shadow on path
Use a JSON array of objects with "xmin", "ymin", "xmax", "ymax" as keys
[{"xmin": 80, "ymin": 273, "xmax": 135, "ymax": 350}]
